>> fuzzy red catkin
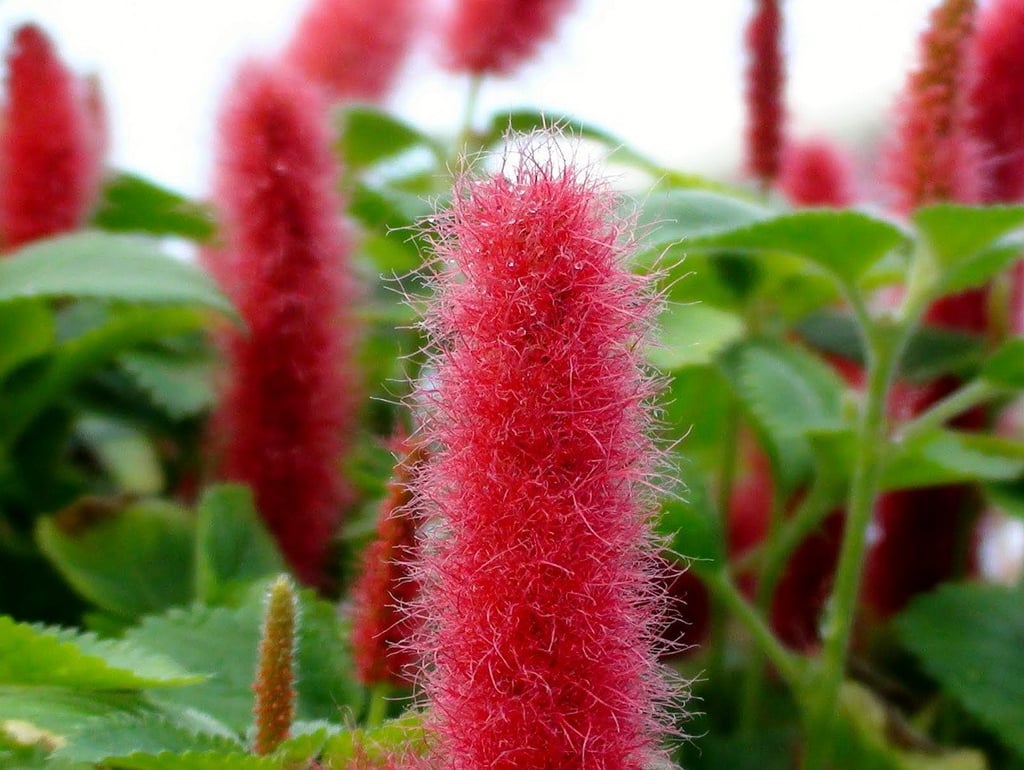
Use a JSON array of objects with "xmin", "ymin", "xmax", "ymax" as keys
[
  {"xmin": 777, "ymin": 138, "xmax": 857, "ymax": 208},
  {"xmin": 969, "ymin": 0, "xmax": 1024, "ymax": 203},
  {"xmin": 206, "ymin": 60, "xmax": 358, "ymax": 588},
  {"xmin": 416, "ymin": 139, "xmax": 670, "ymax": 769},
  {"xmin": 0, "ymin": 24, "xmax": 104, "ymax": 250},
  {"xmin": 442, "ymin": 0, "xmax": 578, "ymax": 76},
  {"xmin": 882, "ymin": 0, "xmax": 981, "ymax": 213},
  {"xmin": 282, "ymin": 0, "xmax": 419, "ymax": 102},
  {"xmin": 350, "ymin": 438, "xmax": 425, "ymax": 687},
  {"xmin": 743, "ymin": 0, "xmax": 785, "ymax": 186}
]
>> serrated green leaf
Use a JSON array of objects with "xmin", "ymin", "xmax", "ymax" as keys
[
  {"xmin": 0, "ymin": 232, "xmax": 234, "ymax": 315},
  {"xmin": 102, "ymin": 752, "xmax": 287, "ymax": 770},
  {"xmin": 913, "ymin": 204, "xmax": 1024, "ymax": 271},
  {"xmin": 883, "ymin": 430, "xmax": 1024, "ymax": 489},
  {"xmin": 0, "ymin": 305, "xmax": 216, "ymax": 445},
  {"xmin": 122, "ymin": 592, "xmax": 362, "ymax": 735},
  {"xmin": 896, "ymin": 583, "xmax": 1024, "ymax": 758},
  {"xmin": 118, "ymin": 351, "xmax": 216, "ymax": 419},
  {"xmin": 0, "ymin": 688, "xmax": 155, "ymax": 744},
  {"xmin": 685, "ymin": 210, "xmax": 908, "ymax": 288},
  {"xmin": 0, "ymin": 617, "xmax": 198, "ymax": 688},
  {"xmin": 194, "ymin": 485, "xmax": 286, "ymax": 606},
  {"xmin": 650, "ymin": 303, "xmax": 744, "ymax": 370},
  {"xmin": 981, "ymin": 338, "xmax": 1024, "ymax": 389},
  {"xmin": 92, "ymin": 173, "xmax": 217, "ymax": 241},
  {"xmin": 737, "ymin": 341, "xmax": 845, "ymax": 436},
  {"xmin": 633, "ymin": 189, "xmax": 771, "ymax": 252},
  {"xmin": 320, "ymin": 713, "xmax": 425, "ymax": 764},
  {"xmin": 37, "ymin": 500, "xmax": 195, "ymax": 618},
  {"xmin": 0, "ymin": 300, "xmax": 54, "ymax": 380},
  {"xmin": 337, "ymin": 106, "xmax": 442, "ymax": 170},
  {"xmin": 53, "ymin": 714, "xmax": 243, "ymax": 763}
]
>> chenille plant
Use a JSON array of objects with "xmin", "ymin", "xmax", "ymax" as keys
[{"xmin": 2, "ymin": 2, "xmax": 1024, "ymax": 770}]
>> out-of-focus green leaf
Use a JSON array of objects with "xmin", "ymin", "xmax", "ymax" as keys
[
  {"xmin": 52, "ymin": 715, "xmax": 243, "ymax": 764},
  {"xmin": 896, "ymin": 583, "xmax": 1024, "ymax": 759},
  {"xmin": 913, "ymin": 204, "xmax": 1024, "ymax": 272},
  {"xmin": 194, "ymin": 485, "xmax": 285, "ymax": 606},
  {"xmin": 685, "ymin": 210, "xmax": 908, "ymax": 288},
  {"xmin": 0, "ymin": 616, "xmax": 198, "ymax": 689},
  {"xmin": 0, "ymin": 299, "xmax": 54, "ymax": 379},
  {"xmin": 882, "ymin": 430, "xmax": 1024, "ymax": 490},
  {"xmin": 650, "ymin": 304, "xmax": 744, "ymax": 370},
  {"xmin": 633, "ymin": 189, "xmax": 771, "ymax": 252},
  {"xmin": 36, "ymin": 500, "xmax": 195, "ymax": 619},
  {"xmin": 92, "ymin": 173, "xmax": 217, "ymax": 242},
  {"xmin": 0, "ymin": 232, "xmax": 234, "ymax": 316},
  {"xmin": 336, "ymin": 105, "xmax": 443, "ymax": 170},
  {"xmin": 74, "ymin": 417, "xmax": 163, "ymax": 495},
  {"xmin": 118, "ymin": 351, "xmax": 216, "ymax": 420},
  {"xmin": 981, "ymin": 338, "xmax": 1024, "ymax": 389}
]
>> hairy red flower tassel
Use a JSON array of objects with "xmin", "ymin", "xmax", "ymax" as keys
[
  {"xmin": 0, "ymin": 24, "xmax": 104, "ymax": 250},
  {"xmin": 970, "ymin": 0, "xmax": 1024, "ymax": 202},
  {"xmin": 882, "ymin": 0, "xmax": 981, "ymax": 212},
  {"xmin": 282, "ymin": 0, "xmax": 419, "ymax": 102},
  {"xmin": 206, "ymin": 61, "xmax": 358, "ymax": 588},
  {"xmin": 777, "ymin": 138, "xmax": 857, "ymax": 207},
  {"xmin": 743, "ymin": 0, "xmax": 786, "ymax": 186},
  {"xmin": 252, "ymin": 575, "xmax": 298, "ymax": 755},
  {"xmin": 442, "ymin": 0, "xmax": 578, "ymax": 76},
  {"xmin": 350, "ymin": 438, "xmax": 425, "ymax": 687},
  {"xmin": 416, "ymin": 138, "xmax": 670, "ymax": 768}
]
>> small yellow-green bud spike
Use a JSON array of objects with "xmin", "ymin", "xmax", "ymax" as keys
[{"xmin": 252, "ymin": 574, "xmax": 298, "ymax": 755}]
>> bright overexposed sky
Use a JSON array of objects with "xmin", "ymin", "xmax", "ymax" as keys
[{"xmin": 0, "ymin": 0, "xmax": 940, "ymax": 196}]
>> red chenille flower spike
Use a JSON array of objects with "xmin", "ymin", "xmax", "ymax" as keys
[
  {"xmin": 206, "ymin": 61, "xmax": 358, "ymax": 588},
  {"xmin": 882, "ymin": 0, "xmax": 981, "ymax": 212},
  {"xmin": 416, "ymin": 137, "xmax": 670, "ymax": 769},
  {"xmin": 743, "ymin": 0, "xmax": 786, "ymax": 186},
  {"xmin": 442, "ymin": 0, "xmax": 578, "ymax": 76},
  {"xmin": 0, "ymin": 24, "xmax": 104, "ymax": 250},
  {"xmin": 777, "ymin": 138, "xmax": 857, "ymax": 207},
  {"xmin": 283, "ymin": 0, "xmax": 419, "ymax": 102}
]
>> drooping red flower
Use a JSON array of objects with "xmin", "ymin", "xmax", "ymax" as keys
[
  {"xmin": 969, "ymin": 0, "xmax": 1024, "ymax": 202},
  {"xmin": 206, "ymin": 60, "xmax": 358, "ymax": 588},
  {"xmin": 282, "ymin": 0, "xmax": 419, "ymax": 102},
  {"xmin": 442, "ymin": 0, "xmax": 578, "ymax": 76},
  {"xmin": 416, "ymin": 139, "xmax": 669, "ymax": 768},
  {"xmin": 350, "ymin": 437, "xmax": 425, "ymax": 687},
  {"xmin": 0, "ymin": 24, "xmax": 104, "ymax": 250},
  {"xmin": 743, "ymin": 0, "xmax": 786, "ymax": 186},
  {"xmin": 777, "ymin": 138, "xmax": 857, "ymax": 207},
  {"xmin": 882, "ymin": 0, "xmax": 981, "ymax": 212}
]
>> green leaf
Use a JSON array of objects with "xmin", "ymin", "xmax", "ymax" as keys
[
  {"xmin": 896, "ymin": 583, "xmax": 1024, "ymax": 758},
  {"xmin": 0, "ymin": 305, "xmax": 211, "ymax": 444},
  {"xmin": 659, "ymin": 477, "xmax": 723, "ymax": 569},
  {"xmin": 633, "ymin": 189, "xmax": 771, "ymax": 252},
  {"xmin": 736, "ymin": 341, "xmax": 846, "ymax": 436},
  {"xmin": 0, "ymin": 232, "xmax": 234, "ymax": 316},
  {"xmin": 0, "ymin": 688, "xmax": 155, "ymax": 744},
  {"xmin": 37, "ymin": 500, "xmax": 195, "ymax": 618},
  {"xmin": 832, "ymin": 681, "xmax": 986, "ymax": 770},
  {"xmin": 349, "ymin": 181, "xmax": 434, "ymax": 237},
  {"xmin": 336, "ymin": 106, "xmax": 442, "ymax": 170},
  {"xmin": 883, "ymin": 430, "xmax": 1024, "ymax": 489},
  {"xmin": 92, "ymin": 173, "xmax": 217, "ymax": 242},
  {"xmin": 194, "ymin": 485, "xmax": 286, "ymax": 605},
  {"xmin": 649, "ymin": 303, "xmax": 744, "ymax": 370},
  {"xmin": 685, "ymin": 210, "xmax": 909, "ymax": 288},
  {"xmin": 74, "ymin": 417, "xmax": 164, "ymax": 495},
  {"xmin": 52, "ymin": 715, "xmax": 243, "ymax": 763},
  {"xmin": 941, "ymin": 236, "xmax": 1024, "ymax": 295},
  {"xmin": 913, "ymin": 204, "xmax": 1024, "ymax": 271},
  {"xmin": 118, "ymin": 351, "xmax": 216, "ymax": 420},
  {"xmin": 122, "ymin": 592, "xmax": 362, "ymax": 735},
  {"xmin": 101, "ymin": 753, "xmax": 287, "ymax": 770},
  {"xmin": 0, "ymin": 616, "xmax": 198, "ymax": 688},
  {"xmin": 0, "ymin": 300, "xmax": 54, "ymax": 379},
  {"xmin": 981, "ymin": 338, "xmax": 1024, "ymax": 389},
  {"xmin": 320, "ymin": 714, "xmax": 425, "ymax": 765}
]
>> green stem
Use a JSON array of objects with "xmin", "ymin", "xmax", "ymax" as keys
[
  {"xmin": 365, "ymin": 682, "xmax": 390, "ymax": 729},
  {"xmin": 705, "ymin": 569, "xmax": 801, "ymax": 689},
  {"xmin": 457, "ymin": 75, "xmax": 484, "ymax": 156},
  {"xmin": 802, "ymin": 323, "xmax": 908, "ymax": 770},
  {"xmin": 896, "ymin": 379, "xmax": 999, "ymax": 444}
]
